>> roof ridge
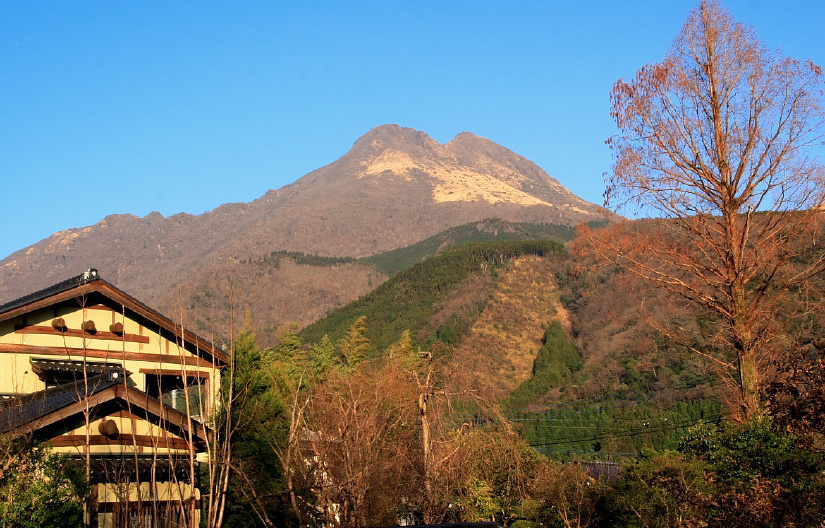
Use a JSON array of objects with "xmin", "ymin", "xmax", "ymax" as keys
[
  {"xmin": 0, "ymin": 268, "xmax": 228, "ymax": 366},
  {"xmin": 0, "ymin": 268, "xmax": 100, "ymax": 314}
]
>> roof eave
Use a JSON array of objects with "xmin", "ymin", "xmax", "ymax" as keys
[{"xmin": 0, "ymin": 276, "xmax": 228, "ymax": 367}]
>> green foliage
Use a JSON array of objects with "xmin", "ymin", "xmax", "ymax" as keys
[
  {"xmin": 362, "ymin": 219, "xmax": 577, "ymax": 276},
  {"xmin": 597, "ymin": 419, "xmax": 825, "ymax": 528},
  {"xmin": 217, "ymin": 323, "xmax": 825, "ymax": 527},
  {"xmin": 604, "ymin": 452, "xmax": 711, "ymax": 528},
  {"xmin": 266, "ymin": 324, "xmax": 308, "ymax": 376},
  {"xmin": 300, "ymin": 239, "xmax": 564, "ymax": 352},
  {"xmin": 506, "ymin": 321, "xmax": 582, "ymax": 409},
  {"xmin": 222, "ymin": 327, "xmax": 290, "ymax": 528},
  {"xmin": 386, "ymin": 329, "xmax": 415, "ymax": 362},
  {"xmin": 250, "ymin": 250, "xmax": 356, "ymax": 269},
  {"xmin": 337, "ymin": 315, "xmax": 371, "ymax": 369},
  {"xmin": 513, "ymin": 399, "xmax": 722, "ymax": 460},
  {"xmin": 0, "ymin": 443, "xmax": 87, "ymax": 528},
  {"xmin": 447, "ymin": 430, "xmax": 545, "ymax": 525},
  {"xmin": 679, "ymin": 418, "xmax": 824, "ymax": 488},
  {"xmin": 309, "ymin": 334, "xmax": 337, "ymax": 378},
  {"xmin": 454, "ymin": 479, "xmax": 501, "ymax": 521}
]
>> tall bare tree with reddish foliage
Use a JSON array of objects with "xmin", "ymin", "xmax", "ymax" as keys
[{"xmin": 587, "ymin": 0, "xmax": 825, "ymax": 419}]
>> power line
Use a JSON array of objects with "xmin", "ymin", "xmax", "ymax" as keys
[
  {"xmin": 501, "ymin": 380, "xmax": 721, "ymax": 418},
  {"xmin": 528, "ymin": 416, "xmax": 723, "ymax": 449}
]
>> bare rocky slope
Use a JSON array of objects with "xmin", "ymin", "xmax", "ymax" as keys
[{"xmin": 0, "ymin": 125, "xmax": 609, "ymax": 344}]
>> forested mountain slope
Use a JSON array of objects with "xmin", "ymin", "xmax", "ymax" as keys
[
  {"xmin": 170, "ymin": 218, "xmax": 580, "ymax": 346},
  {"xmin": 296, "ymin": 215, "xmax": 825, "ymax": 456},
  {"xmin": 298, "ymin": 235, "xmax": 733, "ymax": 456}
]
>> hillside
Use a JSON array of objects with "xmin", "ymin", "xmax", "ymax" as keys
[
  {"xmin": 299, "ymin": 239, "xmax": 565, "ymax": 361},
  {"xmin": 141, "ymin": 219, "xmax": 577, "ymax": 347},
  {"xmin": 298, "ymin": 235, "xmax": 728, "ymax": 456},
  {"xmin": 362, "ymin": 217, "xmax": 586, "ymax": 276},
  {"xmin": 0, "ymin": 125, "xmax": 611, "ymax": 346}
]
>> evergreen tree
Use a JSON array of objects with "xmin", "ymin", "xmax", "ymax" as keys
[
  {"xmin": 337, "ymin": 316, "xmax": 371, "ymax": 369},
  {"xmin": 222, "ymin": 327, "xmax": 290, "ymax": 527},
  {"xmin": 310, "ymin": 334, "xmax": 337, "ymax": 378},
  {"xmin": 271, "ymin": 324, "xmax": 308, "ymax": 376}
]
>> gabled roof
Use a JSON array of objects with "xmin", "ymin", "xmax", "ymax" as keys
[
  {"xmin": 0, "ymin": 371, "xmax": 209, "ymax": 449},
  {"xmin": 0, "ymin": 269, "xmax": 228, "ymax": 366},
  {"xmin": 0, "ymin": 371, "xmax": 124, "ymax": 434}
]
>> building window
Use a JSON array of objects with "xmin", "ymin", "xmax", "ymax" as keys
[{"xmin": 144, "ymin": 373, "xmax": 208, "ymax": 419}]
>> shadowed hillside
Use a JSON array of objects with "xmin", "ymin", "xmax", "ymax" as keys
[{"xmin": 148, "ymin": 219, "xmax": 580, "ymax": 347}]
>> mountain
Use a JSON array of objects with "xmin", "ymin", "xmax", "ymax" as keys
[
  {"xmin": 0, "ymin": 124, "xmax": 611, "ymax": 345},
  {"xmin": 296, "ymin": 236, "xmax": 725, "ymax": 454}
]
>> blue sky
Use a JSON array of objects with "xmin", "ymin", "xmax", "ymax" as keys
[{"xmin": 2, "ymin": 1, "xmax": 824, "ymax": 260}]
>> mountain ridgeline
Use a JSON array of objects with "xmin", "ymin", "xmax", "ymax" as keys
[
  {"xmin": 0, "ymin": 122, "xmax": 732, "ymax": 455},
  {"xmin": 0, "ymin": 125, "xmax": 611, "ymax": 347}
]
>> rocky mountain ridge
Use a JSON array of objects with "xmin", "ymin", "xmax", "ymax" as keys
[{"xmin": 0, "ymin": 125, "xmax": 610, "ymax": 342}]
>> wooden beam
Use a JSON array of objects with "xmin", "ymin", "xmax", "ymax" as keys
[
  {"xmin": 5, "ymin": 382, "xmax": 208, "ymax": 445},
  {"xmin": 0, "ymin": 284, "xmax": 97, "ymax": 323},
  {"xmin": 114, "ymin": 384, "xmax": 208, "ymax": 442},
  {"xmin": 51, "ymin": 433, "xmax": 192, "ymax": 450},
  {"xmin": 139, "ymin": 368, "xmax": 210, "ymax": 379},
  {"xmin": 14, "ymin": 325, "xmax": 150, "ymax": 344},
  {"xmin": 15, "ymin": 385, "xmax": 123, "ymax": 436},
  {"xmin": 96, "ymin": 498, "xmax": 201, "ymax": 512},
  {"xmin": 95, "ymin": 283, "xmax": 228, "ymax": 364},
  {"xmin": 0, "ymin": 280, "xmax": 227, "ymax": 366},
  {"xmin": 0, "ymin": 343, "xmax": 216, "ymax": 368}
]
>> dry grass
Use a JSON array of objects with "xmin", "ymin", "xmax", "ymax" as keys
[{"xmin": 451, "ymin": 256, "xmax": 570, "ymax": 396}]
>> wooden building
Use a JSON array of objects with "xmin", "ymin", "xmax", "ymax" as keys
[{"xmin": 0, "ymin": 269, "xmax": 228, "ymax": 527}]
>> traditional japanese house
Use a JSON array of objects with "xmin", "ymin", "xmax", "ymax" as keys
[{"xmin": 0, "ymin": 269, "xmax": 228, "ymax": 527}]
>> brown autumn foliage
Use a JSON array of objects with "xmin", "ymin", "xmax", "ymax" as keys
[
  {"xmin": 299, "ymin": 361, "xmax": 421, "ymax": 528},
  {"xmin": 528, "ymin": 462, "xmax": 607, "ymax": 528},
  {"xmin": 591, "ymin": 0, "xmax": 825, "ymax": 419},
  {"xmin": 553, "ymin": 244, "xmax": 721, "ymax": 407},
  {"xmin": 765, "ymin": 340, "xmax": 825, "ymax": 437},
  {"xmin": 291, "ymin": 347, "xmax": 547, "ymax": 528}
]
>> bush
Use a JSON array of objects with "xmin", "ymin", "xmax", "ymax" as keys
[
  {"xmin": 677, "ymin": 419, "xmax": 825, "ymax": 527},
  {"xmin": 0, "ymin": 442, "xmax": 87, "ymax": 528}
]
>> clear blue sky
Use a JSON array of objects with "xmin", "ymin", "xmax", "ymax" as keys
[{"xmin": 2, "ymin": 1, "xmax": 823, "ymax": 260}]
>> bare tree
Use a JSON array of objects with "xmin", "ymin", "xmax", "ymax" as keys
[
  {"xmin": 301, "ymin": 360, "xmax": 420, "ymax": 528},
  {"xmin": 203, "ymin": 266, "xmax": 239, "ymax": 528},
  {"xmin": 591, "ymin": 0, "xmax": 825, "ymax": 418}
]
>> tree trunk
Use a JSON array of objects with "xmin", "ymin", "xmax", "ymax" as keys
[
  {"xmin": 738, "ymin": 349, "xmax": 760, "ymax": 420},
  {"xmin": 732, "ymin": 278, "xmax": 761, "ymax": 420},
  {"xmin": 420, "ymin": 391, "xmax": 432, "ymax": 518},
  {"xmin": 732, "ymin": 305, "xmax": 761, "ymax": 419}
]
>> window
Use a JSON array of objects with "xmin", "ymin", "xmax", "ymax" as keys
[{"xmin": 143, "ymin": 371, "xmax": 208, "ymax": 418}]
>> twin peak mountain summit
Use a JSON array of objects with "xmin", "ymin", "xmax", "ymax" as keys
[{"xmin": 0, "ymin": 124, "xmax": 609, "ymax": 325}]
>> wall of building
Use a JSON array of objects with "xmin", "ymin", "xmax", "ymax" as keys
[{"xmin": 0, "ymin": 303, "xmax": 220, "ymax": 405}]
